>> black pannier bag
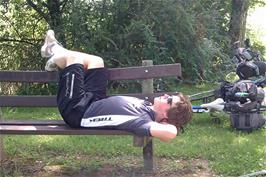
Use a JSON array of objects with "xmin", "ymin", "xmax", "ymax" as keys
[
  {"xmin": 236, "ymin": 61, "xmax": 266, "ymax": 80},
  {"xmin": 230, "ymin": 112, "xmax": 265, "ymax": 132},
  {"xmin": 216, "ymin": 80, "xmax": 266, "ymax": 131},
  {"xmin": 236, "ymin": 61, "xmax": 259, "ymax": 80}
]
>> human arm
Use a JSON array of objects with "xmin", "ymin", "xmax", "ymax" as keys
[{"xmin": 149, "ymin": 122, "xmax": 178, "ymax": 142}]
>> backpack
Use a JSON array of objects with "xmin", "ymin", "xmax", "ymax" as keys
[
  {"xmin": 216, "ymin": 80, "xmax": 262, "ymax": 106},
  {"xmin": 216, "ymin": 80, "xmax": 266, "ymax": 131}
]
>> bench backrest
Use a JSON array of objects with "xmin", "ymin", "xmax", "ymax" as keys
[{"xmin": 0, "ymin": 63, "xmax": 181, "ymax": 107}]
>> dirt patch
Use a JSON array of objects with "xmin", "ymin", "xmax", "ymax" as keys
[{"xmin": 1, "ymin": 156, "xmax": 215, "ymax": 177}]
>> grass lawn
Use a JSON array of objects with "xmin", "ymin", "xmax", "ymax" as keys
[{"xmin": 1, "ymin": 84, "xmax": 266, "ymax": 177}]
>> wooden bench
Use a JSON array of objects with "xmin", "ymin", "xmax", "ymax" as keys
[{"xmin": 0, "ymin": 60, "xmax": 181, "ymax": 171}]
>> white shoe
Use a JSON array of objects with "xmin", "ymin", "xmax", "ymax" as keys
[
  {"xmin": 201, "ymin": 98, "xmax": 225, "ymax": 111},
  {"xmin": 41, "ymin": 30, "xmax": 59, "ymax": 58},
  {"xmin": 41, "ymin": 30, "xmax": 60, "ymax": 71},
  {"xmin": 45, "ymin": 58, "xmax": 58, "ymax": 71}
]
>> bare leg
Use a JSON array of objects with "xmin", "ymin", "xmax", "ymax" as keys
[{"xmin": 50, "ymin": 47, "xmax": 104, "ymax": 70}]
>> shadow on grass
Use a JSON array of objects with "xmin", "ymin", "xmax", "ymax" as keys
[{"xmin": 1, "ymin": 156, "xmax": 215, "ymax": 177}]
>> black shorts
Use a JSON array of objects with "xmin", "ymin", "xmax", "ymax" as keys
[{"xmin": 57, "ymin": 64, "xmax": 108, "ymax": 127}]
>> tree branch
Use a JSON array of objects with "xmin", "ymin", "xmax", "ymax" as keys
[
  {"xmin": 26, "ymin": 0, "xmax": 50, "ymax": 23},
  {"xmin": 0, "ymin": 38, "xmax": 39, "ymax": 46},
  {"xmin": 1, "ymin": 14, "xmax": 23, "ymax": 39},
  {"xmin": 60, "ymin": 0, "xmax": 69, "ymax": 11},
  {"xmin": 36, "ymin": 0, "xmax": 48, "ymax": 8}
]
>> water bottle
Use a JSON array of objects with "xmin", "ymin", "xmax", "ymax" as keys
[{"xmin": 235, "ymin": 92, "xmax": 249, "ymax": 97}]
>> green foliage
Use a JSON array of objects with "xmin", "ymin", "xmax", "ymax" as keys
[
  {"xmin": 250, "ymin": 0, "xmax": 266, "ymax": 8},
  {"xmin": 246, "ymin": 29, "xmax": 266, "ymax": 60},
  {"xmin": 0, "ymin": 1, "xmax": 228, "ymax": 72},
  {"xmin": 0, "ymin": 0, "xmax": 47, "ymax": 70},
  {"xmin": 0, "ymin": 0, "xmax": 265, "ymax": 94}
]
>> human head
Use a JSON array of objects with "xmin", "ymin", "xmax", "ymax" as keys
[
  {"xmin": 166, "ymin": 93, "xmax": 193, "ymax": 130},
  {"xmin": 153, "ymin": 93, "xmax": 193, "ymax": 130}
]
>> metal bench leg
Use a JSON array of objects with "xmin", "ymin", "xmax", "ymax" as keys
[
  {"xmin": 0, "ymin": 137, "xmax": 4, "ymax": 176},
  {"xmin": 133, "ymin": 136, "xmax": 153, "ymax": 170},
  {"xmin": 143, "ymin": 138, "xmax": 153, "ymax": 171},
  {"xmin": 0, "ymin": 135, "xmax": 3, "ymax": 162},
  {"xmin": 0, "ymin": 108, "xmax": 4, "ymax": 175}
]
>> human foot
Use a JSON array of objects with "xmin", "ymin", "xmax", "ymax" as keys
[{"xmin": 41, "ymin": 30, "xmax": 60, "ymax": 71}]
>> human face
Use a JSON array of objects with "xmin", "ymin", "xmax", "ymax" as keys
[{"xmin": 153, "ymin": 94, "xmax": 180, "ymax": 110}]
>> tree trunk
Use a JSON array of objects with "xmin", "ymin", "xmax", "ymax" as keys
[
  {"xmin": 26, "ymin": 0, "xmax": 66, "ymax": 45},
  {"xmin": 47, "ymin": 0, "xmax": 66, "ymax": 45},
  {"xmin": 228, "ymin": 0, "xmax": 250, "ymax": 48}
]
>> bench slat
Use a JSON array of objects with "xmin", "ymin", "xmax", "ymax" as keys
[
  {"xmin": 0, "ymin": 120, "xmax": 65, "ymax": 125},
  {"xmin": 0, "ymin": 96, "xmax": 57, "ymax": 107},
  {"xmin": 0, "ymin": 92, "xmax": 175, "ymax": 107},
  {"xmin": 0, "ymin": 125, "xmax": 133, "ymax": 135},
  {"xmin": 0, "ymin": 64, "xmax": 181, "ymax": 82},
  {"xmin": 109, "ymin": 64, "xmax": 181, "ymax": 80}
]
